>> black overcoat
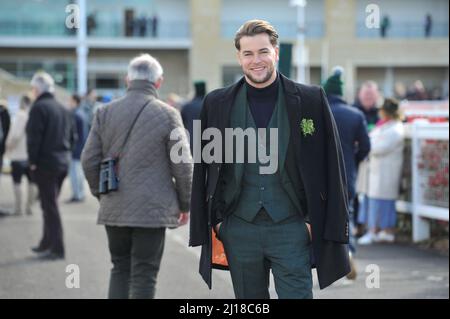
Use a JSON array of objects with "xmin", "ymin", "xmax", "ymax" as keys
[{"xmin": 189, "ymin": 74, "xmax": 350, "ymax": 290}]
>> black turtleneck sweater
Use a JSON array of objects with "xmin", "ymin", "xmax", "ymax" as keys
[{"xmin": 246, "ymin": 75, "xmax": 279, "ymax": 129}]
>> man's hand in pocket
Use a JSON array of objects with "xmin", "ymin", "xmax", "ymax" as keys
[{"xmin": 215, "ymin": 222, "xmax": 223, "ymax": 234}]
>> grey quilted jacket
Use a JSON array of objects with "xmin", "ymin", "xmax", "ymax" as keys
[{"xmin": 81, "ymin": 80, "xmax": 193, "ymax": 228}]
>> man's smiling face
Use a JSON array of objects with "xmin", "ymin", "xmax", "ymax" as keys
[{"xmin": 237, "ymin": 33, "xmax": 279, "ymax": 88}]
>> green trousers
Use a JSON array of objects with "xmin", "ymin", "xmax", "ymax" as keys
[{"xmin": 219, "ymin": 209, "xmax": 313, "ymax": 299}]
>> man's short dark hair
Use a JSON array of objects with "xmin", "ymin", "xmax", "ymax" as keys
[
  {"xmin": 234, "ymin": 19, "xmax": 279, "ymax": 51},
  {"xmin": 381, "ymin": 97, "xmax": 402, "ymax": 120}
]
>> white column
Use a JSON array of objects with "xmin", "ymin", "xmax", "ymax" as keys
[
  {"xmin": 77, "ymin": 0, "xmax": 88, "ymax": 95},
  {"xmin": 411, "ymin": 121, "xmax": 431, "ymax": 242},
  {"xmin": 443, "ymin": 68, "xmax": 449, "ymax": 98},
  {"xmin": 321, "ymin": 40, "xmax": 329, "ymax": 83},
  {"xmin": 291, "ymin": 0, "xmax": 307, "ymax": 84},
  {"xmin": 345, "ymin": 61, "xmax": 355, "ymax": 102},
  {"xmin": 384, "ymin": 66, "xmax": 394, "ymax": 97}
]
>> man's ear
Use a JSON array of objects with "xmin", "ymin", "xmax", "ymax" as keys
[
  {"xmin": 155, "ymin": 77, "xmax": 164, "ymax": 89},
  {"xmin": 125, "ymin": 75, "xmax": 130, "ymax": 88},
  {"xmin": 274, "ymin": 46, "xmax": 280, "ymax": 62}
]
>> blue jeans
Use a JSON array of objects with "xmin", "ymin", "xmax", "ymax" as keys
[{"xmin": 69, "ymin": 159, "xmax": 85, "ymax": 200}]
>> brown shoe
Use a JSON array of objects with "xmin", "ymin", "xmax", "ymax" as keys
[{"xmin": 346, "ymin": 254, "xmax": 357, "ymax": 280}]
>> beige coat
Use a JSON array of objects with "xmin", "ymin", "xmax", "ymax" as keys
[
  {"xmin": 6, "ymin": 109, "xmax": 29, "ymax": 161},
  {"xmin": 81, "ymin": 80, "xmax": 193, "ymax": 228},
  {"xmin": 367, "ymin": 120, "xmax": 404, "ymax": 200}
]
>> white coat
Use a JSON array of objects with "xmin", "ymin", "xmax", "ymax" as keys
[{"xmin": 368, "ymin": 120, "xmax": 404, "ymax": 200}]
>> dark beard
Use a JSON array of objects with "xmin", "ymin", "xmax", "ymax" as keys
[{"xmin": 244, "ymin": 65, "xmax": 275, "ymax": 85}]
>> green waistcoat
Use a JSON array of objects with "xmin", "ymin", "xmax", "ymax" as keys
[{"xmin": 217, "ymin": 82, "xmax": 303, "ymax": 223}]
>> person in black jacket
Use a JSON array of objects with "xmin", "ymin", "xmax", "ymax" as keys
[
  {"xmin": 0, "ymin": 99, "xmax": 11, "ymax": 176},
  {"xmin": 67, "ymin": 94, "xmax": 88, "ymax": 203},
  {"xmin": 26, "ymin": 72, "xmax": 76, "ymax": 260},
  {"xmin": 323, "ymin": 67, "xmax": 371, "ymax": 279},
  {"xmin": 0, "ymin": 99, "xmax": 11, "ymax": 216},
  {"xmin": 181, "ymin": 81, "xmax": 206, "ymax": 155},
  {"xmin": 189, "ymin": 20, "xmax": 350, "ymax": 299},
  {"xmin": 324, "ymin": 68, "xmax": 371, "ymax": 210}
]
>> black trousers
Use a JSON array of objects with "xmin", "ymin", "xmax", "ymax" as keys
[
  {"xmin": 11, "ymin": 160, "xmax": 31, "ymax": 184},
  {"xmin": 34, "ymin": 168, "xmax": 67, "ymax": 255}
]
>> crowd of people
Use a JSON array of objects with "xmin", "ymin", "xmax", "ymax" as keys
[
  {"xmin": 0, "ymin": 56, "xmax": 206, "ymax": 296},
  {"xmin": 0, "ymin": 19, "xmax": 445, "ymax": 298},
  {"xmin": 0, "ymin": 61, "xmax": 437, "ymax": 296},
  {"xmin": 321, "ymin": 67, "xmax": 407, "ymax": 280},
  {"xmin": 0, "ymin": 75, "xmax": 106, "ymax": 259},
  {"xmin": 0, "ymin": 86, "xmax": 103, "ymax": 214},
  {"xmin": 394, "ymin": 79, "xmax": 446, "ymax": 101}
]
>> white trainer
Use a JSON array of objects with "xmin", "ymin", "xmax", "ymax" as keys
[
  {"xmin": 357, "ymin": 233, "xmax": 375, "ymax": 245},
  {"xmin": 375, "ymin": 230, "xmax": 395, "ymax": 243}
]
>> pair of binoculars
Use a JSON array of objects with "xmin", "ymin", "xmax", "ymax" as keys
[{"xmin": 99, "ymin": 157, "xmax": 119, "ymax": 194}]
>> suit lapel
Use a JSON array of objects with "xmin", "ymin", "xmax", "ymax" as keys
[
  {"xmin": 230, "ymin": 84, "xmax": 247, "ymax": 187},
  {"xmin": 217, "ymin": 78, "xmax": 245, "ymax": 165},
  {"xmin": 277, "ymin": 82, "xmax": 289, "ymax": 175},
  {"xmin": 281, "ymin": 75, "xmax": 303, "ymax": 172}
]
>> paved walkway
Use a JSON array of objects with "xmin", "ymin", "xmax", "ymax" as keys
[{"xmin": 0, "ymin": 174, "xmax": 448, "ymax": 299}]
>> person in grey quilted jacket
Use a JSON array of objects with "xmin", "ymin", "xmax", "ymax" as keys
[{"xmin": 81, "ymin": 54, "xmax": 193, "ymax": 299}]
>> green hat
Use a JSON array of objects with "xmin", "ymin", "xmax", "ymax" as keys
[
  {"xmin": 323, "ymin": 66, "xmax": 344, "ymax": 96},
  {"xmin": 194, "ymin": 81, "xmax": 206, "ymax": 98}
]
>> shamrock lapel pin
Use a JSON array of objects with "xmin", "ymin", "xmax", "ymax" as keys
[{"xmin": 300, "ymin": 118, "xmax": 315, "ymax": 137}]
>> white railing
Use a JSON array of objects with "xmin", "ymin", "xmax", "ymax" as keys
[{"xmin": 408, "ymin": 121, "xmax": 449, "ymax": 242}]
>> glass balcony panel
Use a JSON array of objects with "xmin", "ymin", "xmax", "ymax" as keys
[{"xmin": 356, "ymin": 21, "xmax": 449, "ymax": 38}]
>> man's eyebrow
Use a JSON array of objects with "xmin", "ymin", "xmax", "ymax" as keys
[{"xmin": 242, "ymin": 48, "xmax": 270, "ymax": 54}]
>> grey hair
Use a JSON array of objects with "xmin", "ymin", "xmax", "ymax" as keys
[
  {"xmin": 31, "ymin": 72, "xmax": 55, "ymax": 94},
  {"xmin": 127, "ymin": 54, "xmax": 163, "ymax": 83}
]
